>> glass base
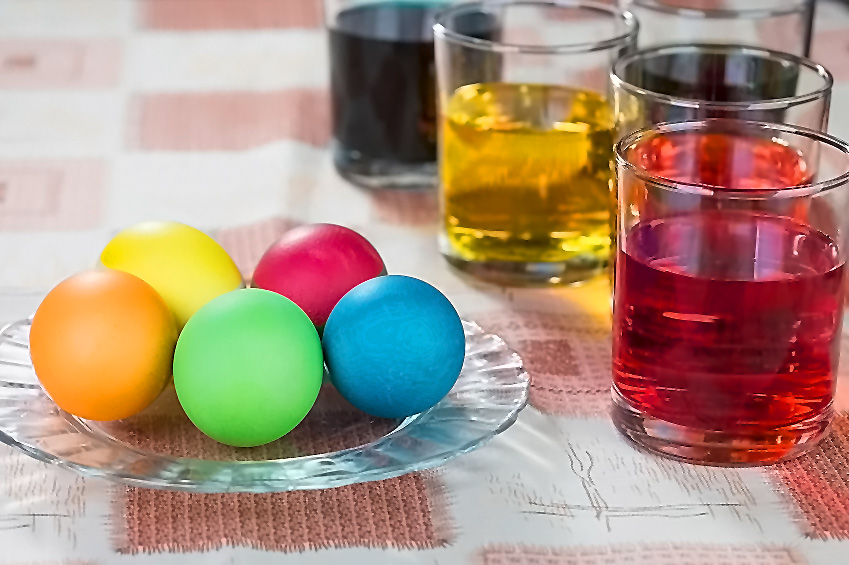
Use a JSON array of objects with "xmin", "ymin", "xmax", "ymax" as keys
[
  {"xmin": 333, "ymin": 147, "xmax": 436, "ymax": 191},
  {"xmin": 440, "ymin": 237, "xmax": 607, "ymax": 287},
  {"xmin": 611, "ymin": 387, "xmax": 831, "ymax": 466}
]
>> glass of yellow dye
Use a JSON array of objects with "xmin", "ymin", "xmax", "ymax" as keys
[{"xmin": 434, "ymin": 1, "xmax": 638, "ymax": 285}]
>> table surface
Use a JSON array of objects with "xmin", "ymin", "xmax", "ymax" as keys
[{"xmin": 2, "ymin": 1, "xmax": 849, "ymax": 563}]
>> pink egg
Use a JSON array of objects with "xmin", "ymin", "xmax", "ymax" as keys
[{"xmin": 251, "ymin": 224, "xmax": 385, "ymax": 329}]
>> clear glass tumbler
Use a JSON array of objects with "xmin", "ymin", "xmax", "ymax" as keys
[
  {"xmin": 612, "ymin": 44, "xmax": 833, "ymax": 137},
  {"xmin": 612, "ymin": 119, "xmax": 849, "ymax": 465},
  {"xmin": 434, "ymin": 0, "xmax": 637, "ymax": 286},
  {"xmin": 326, "ymin": 0, "xmax": 467, "ymax": 190},
  {"xmin": 621, "ymin": 0, "xmax": 815, "ymax": 56}
]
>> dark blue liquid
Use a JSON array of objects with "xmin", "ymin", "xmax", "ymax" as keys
[
  {"xmin": 330, "ymin": 3, "xmax": 442, "ymax": 165},
  {"xmin": 329, "ymin": 2, "xmax": 497, "ymax": 170}
]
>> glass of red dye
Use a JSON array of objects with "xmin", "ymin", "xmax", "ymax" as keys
[
  {"xmin": 612, "ymin": 119, "xmax": 849, "ymax": 466},
  {"xmin": 612, "ymin": 44, "xmax": 832, "ymax": 137}
]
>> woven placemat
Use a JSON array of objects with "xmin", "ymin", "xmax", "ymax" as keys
[
  {"xmin": 772, "ymin": 413, "xmax": 849, "ymax": 540},
  {"xmin": 116, "ymin": 472, "xmax": 450, "ymax": 554},
  {"xmin": 477, "ymin": 544, "xmax": 806, "ymax": 565},
  {"xmin": 476, "ymin": 310, "xmax": 611, "ymax": 417}
]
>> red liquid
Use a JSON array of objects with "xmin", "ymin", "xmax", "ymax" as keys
[
  {"xmin": 615, "ymin": 131, "xmax": 845, "ymax": 437},
  {"xmin": 626, "ymin": 131, "xmax": 813, "ymax": 189},
  {"xmin": 614, "ymin": 213, "xmax": 843, "ymax": 432}
]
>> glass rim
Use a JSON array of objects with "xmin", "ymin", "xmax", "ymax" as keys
[
  {"xmin": 611, "ymin": 43, "xmax": 833, "ymax": 110},
  {"xmin": 615, "ymin": 119, "xmax": 849, "ymax": 199},
  {"xmin": 433, "ymin": 0, "xmax": 638, "ymax": 55},
  {"xmin": 627, "ymin": 0, "xmax": 812, "ymax": 19}
]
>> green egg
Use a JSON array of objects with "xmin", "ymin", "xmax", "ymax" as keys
[{"xmin": 173, "ymin": 288, "xmax": 323, "ymax": 447}]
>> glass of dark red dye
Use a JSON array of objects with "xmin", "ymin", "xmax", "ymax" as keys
[
  {"xmin": 612, "ymin": 44, "xmax": 832, "ymax": 137},
  {"xmin": 612, "ymin": 119, "xmax": 849, "ymax": 466},
  {"xmin": 325, "ymin": 0, "xmax": 497, "ymax": 190}
]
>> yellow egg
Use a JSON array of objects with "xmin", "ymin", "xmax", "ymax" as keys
[{"xmin": 100, "ymin": 221, "xmax": 243, "ymax": 329}]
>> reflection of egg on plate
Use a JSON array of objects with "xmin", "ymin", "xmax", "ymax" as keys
[
  {"xmin": 29, "ymin": 270, "xmax": 177, "ymax": 421},
  {"xmin": 100, "ymin": 221, "xmax": 243, "ymax": 329}
]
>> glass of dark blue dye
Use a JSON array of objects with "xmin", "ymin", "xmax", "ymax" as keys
[{"xmin": 325, "ymin": 0, "xmax": 497, "ymax": 190}]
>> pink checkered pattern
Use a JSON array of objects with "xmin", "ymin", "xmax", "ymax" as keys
[
  {"xmin": 478, "ymin": 545, "xmax": 806, "ymax": 565},
  {"xmin": 2, "ymin": 1, "xmax": 849, "ymax": 563},
  {"xmin": 140, "ymin": 0, "xmax": 322, "ymax": 30},
  {"xmin": 0, "ymin": 160, "xmax": 106, "ymax": 231},
  {"xmin": 772, "ymin": 413, "xmax": 849, "ymax": 540},
  {"xmin": 0, "ymin": 39, "xmax": 121, "ymax": 88},
  {"xmin": 118, "ymin": 473, "xmax": 450, "ymax": 553},
  {"xmin": 132, "ymin": 90, "xmax": 331, "ymax": 151},
  {"xmin": 476, "ymin": 310, "xmax": 612, "ymax": 417}
]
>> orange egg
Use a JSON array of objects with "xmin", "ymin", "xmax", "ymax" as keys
[{"xmin": 29, "ymin": 270, "xmax": 178, "ymax": 421}]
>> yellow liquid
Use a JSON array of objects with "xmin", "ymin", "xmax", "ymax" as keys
[{"xmin": 441, "ymin": 82, "xmax": 616, "ymax": 267}]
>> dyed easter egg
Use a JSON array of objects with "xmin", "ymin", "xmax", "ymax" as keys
[
  {"xmin": 322, "ymin": 275, "xmax": 465, "ymax": 419},
  {"xmin": 173, "ymin": 288, "xmax": 323, "ymax": 447},
  {"xmin": 100, "ymin": 221, "xmax": 243, "ymax": 329},
  {"xmin": 29, "ymin": 270, "xmax": 177, "ymax": 421},
  {"xmin": 252, "ymin": 223, "xmax": 385, "ymax": 330}
]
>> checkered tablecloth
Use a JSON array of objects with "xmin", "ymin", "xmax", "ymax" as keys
[{"xmin": 2, "ymin": 1, "xmax": 849, "ymax": 563}]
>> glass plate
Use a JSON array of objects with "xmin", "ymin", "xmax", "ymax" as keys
[{"xmin": 0, "ymin": 318, "xmax": 529, "ymax": 493}]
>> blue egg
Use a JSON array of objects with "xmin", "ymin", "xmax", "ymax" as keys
[{"xmin": 322, "ymin": 275, "xmax": 466, "ymax": 419}]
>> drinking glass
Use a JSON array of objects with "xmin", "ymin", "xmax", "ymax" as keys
[
  {"xmin": 621, "ymin": 0, "xmax": 814, "ymax": 56},
  {"xmin": 613, "ymin": 119, "xmax": 849, "ymax": 465},
  {"xmin": 326, "ymin": 0, "xmax": 494, "ymax": 190},
  {"xmin": 434, "ymin": 0, "xmax": 637, "ymax": 286},
  {"xmin": 612, "ymin": 44, "xmax": 833, "ymax": 137}
]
